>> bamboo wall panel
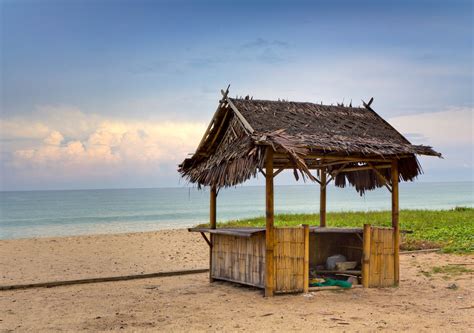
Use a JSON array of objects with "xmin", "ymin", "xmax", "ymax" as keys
[
  {"xmin": 274, "ymin": 228, "xmax": 305, "ymax": 293},
  {"xmin": 368, "ymin": 227, "xmax": 395, "ymax": 287},
  {"xmin": 211, "ymin": 233, "xmax": 265, "ymax": 288}
]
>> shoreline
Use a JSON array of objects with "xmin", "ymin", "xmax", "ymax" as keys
[{"xmin": 2, "ymin": 206, "xmax": 472, "ymax": 242}]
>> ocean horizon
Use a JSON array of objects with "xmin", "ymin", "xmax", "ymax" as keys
[{"xmin": 1, "ymin": 181, "xmax": 473, "ymax": 240}]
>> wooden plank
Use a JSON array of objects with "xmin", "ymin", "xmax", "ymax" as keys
[
  {"xmin": 303, "ymin": 224, "xmax": 309, "ymax": 293},
  {"xmin": 224, "ymin": 94, "xmax": 255, "ymax": 134},
  {"xmin": 362, "ymin": 224, "xmax": 371, "ymax": 288},
  {"xmin": 392, "ymin": 160, "xmax": 400, "ymax": 285},
  {"xmin": 265, "ymin": 148, "xmax": 275, "ymax": 297},
  {"xmin": 0, "ymin": 269, "xmax": 209, "ymax": 291},
  {"xmin": 338, "ymin": 164, "xmax": 392, "ymax": 173}
]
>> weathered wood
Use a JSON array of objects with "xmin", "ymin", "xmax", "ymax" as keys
[
  {"xmin": 315, "ymin": 269, "xmax": 362, "ymax": 275},
  {"xmin": 209, "ymin": 186, "xmax": 217, "ymax": 282},
  {"xmin": 392, "ymin": 160, "xmax": 400, "ymax": 285},
  {"xmin": 0, "ymin": 269, "xmax": 209, "ymax": 291},
  {"xmin": 211, "ymin": 233, "xmax": 266, "ymax": 288},
  {"xmin": 368, "ymin": 162, "xmax": 392, "ymax": 192},
  {"xmin": 273, "ymin": 168, "xmax": 284, "ymax": 178},
  {"xmin": 362, "ymin": 224, "xmax": 371, "ymax": 288},
  {"xmin": 210, "ymin": 186, "xmax": 217, "ymax": 229},
  {"xmin": 339, "ymin": 164, "xmax": 392, "ymax": 173},
  {"xmin": 320, "ymin": 168, "xmax": 327, "ymax": 227},
  {"xmin": 303, "ymin": 224, "xmax": 309, "ymax": 293},
  {"xmin": 273, "ymin": 152, "xmax": 413, "ymax": 163},
  {"xmin": 265, "ymin": 148, "xmax": 275, "ymax": 297},
  {"xmin": 367, "ymin": 226, "xmax": 395, "ymax": 287},
  {"xmin": 200, "ymin": 232, "xmax": 211, "ymax": 247},
  {"xmin": 224, "ymin": 94, "xmax": 255, "ymax": 134}
]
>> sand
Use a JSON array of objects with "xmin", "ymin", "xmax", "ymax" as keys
[{"xmin": 1, "ymin": 230, "xmax": 473, "ymax": 332}]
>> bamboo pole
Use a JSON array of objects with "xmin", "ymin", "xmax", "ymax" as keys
[
  {"xmin": 320, "ymin": 168, "xmax": 327, "ymax": 227},
  {"xmin": 209, "ymin": 186, "xmax": 217, "ymax": 282},
  {"xmin": 210, "ymin": 186, "xmax": 217, "ymax": 229},
  {"xmin": 303, "ymin": 224, "xmax": 309, "ymax": 293},
  {"xmin": 391, "ymin": 160, "xmax": 400, "ymax": 286},
  {"xmin": 362, "ymin": 224, "xmax": 371, "ymax": 288},
  {"xmin": 265, "ymin": 148, "xmax": 275, "ymax": 297}
]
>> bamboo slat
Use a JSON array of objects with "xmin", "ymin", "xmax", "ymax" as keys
[
  {"xmin": 211, "ymin": 233, "xmax": 266, "ymax": 288},
  {"xmin": 274, "ymin": 227, "xmax": 305, "ymax": 293},
  {"xmin": 367, "ymin": 226, "xmax": 396, "ymax": 287},
  {"xmin": 362, "ymin": 224, "xmax": 371, "ymax": 287}
]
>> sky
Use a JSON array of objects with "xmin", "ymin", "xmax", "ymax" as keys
[{"xmin": 0, "ymin": 0, "xmax": 473, "ymax": 191}]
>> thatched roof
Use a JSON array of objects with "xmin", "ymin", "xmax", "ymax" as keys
[{"xmin": 179, "ymin": 89, "xmax": 440, "ymax": 194}]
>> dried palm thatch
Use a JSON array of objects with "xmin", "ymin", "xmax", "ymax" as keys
[{"xmin": 179, "ymin": 89, "xmax": 440, "ymax": 194}]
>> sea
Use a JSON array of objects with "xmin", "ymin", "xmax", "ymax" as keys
[{"xmin": 0, "ymin": 182, "xmax": 472, "ymax": 240}]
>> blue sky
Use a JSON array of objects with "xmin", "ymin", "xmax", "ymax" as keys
[{"xmin": 1, "ymin": 0, "xmax": 473, "ymax": 190}]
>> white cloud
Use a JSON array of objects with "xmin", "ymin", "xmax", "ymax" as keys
[
  {"xmin": 388, "ymin": 107, "xmax": 473, "ymax": 147},
  {"xmin": 2, "ymin": 107, "xmax": 207, "ymax": 184}
]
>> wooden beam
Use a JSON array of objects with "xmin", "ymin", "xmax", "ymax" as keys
[
  {"xmin": 362, "ymin": 224, "xmax": 371, "ymax": 288},
  {"xmin": 324, "ymin": 163, "xmax": 349, "ymax": 188},
  {"xmin": 273, "ymin": 152, "xmax": 410, "ymax": 163},
  {"xmin": 303, "ymin": 224, "xmax": 309, "ymax": 293},
  {"xmin": 209, "ymin": 186, "xmax": 217, "ymax": 282},
  {"xmin": 195, "ymin": 102, "xmax": 223, "ymax": 153},
  {"xmin": 0, "ymin": 269, "xmax": 210, "ymax": 291},
  {"xmin": 338, "ymin": 164, "xmax": 391, "ymax": 173},
  {"xmin": 320, "ymin": 168, "xmax": 327, "ymax": 227},
  {"xmin": 265, "ymin": 148, "xmax": 275, "ymax": 297},
  {"xmin": 368, "ymin": 162, "xmax": 392, "ymax": 193},
  {"xmin": 258, "ymin": 167, "xmax": 266, "ymax": 177},
  {"xmin": 200, "ymin": 232, "xmax": 211, "ymax": 247},
  {"xmin": 206, "ymin": 108, "xmax": 230, "ymax": 151},
  {"xmin": 223, "ymin": 92, "xmax": 255, "ymax": 134},
  {"xmin": 391, "ymin": 160, "xmax": 400, "ymax": 286},
  {"xmin": 273, "ymin": 168, "xmax": 284, "ymax": 178}
]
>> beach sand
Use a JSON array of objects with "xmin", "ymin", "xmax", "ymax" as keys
[{"xmin": 1, "ymin": 230, "xmax": 473, "ymax": 332}]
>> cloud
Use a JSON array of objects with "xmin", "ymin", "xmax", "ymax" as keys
[
  {"xmin": 388, "ymin": 107, "xmax": 473, "ymax": 147},
  {"xmin": 1, "ymin": 106, "xmax": 206, "ymax": 188}
]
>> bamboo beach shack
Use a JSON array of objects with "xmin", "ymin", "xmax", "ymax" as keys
[{"xmin": 179, "ymin": 87, "xmax": 440, "ymax": 296}]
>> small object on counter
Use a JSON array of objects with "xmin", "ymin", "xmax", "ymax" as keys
[
  {"xmin": 335, "ymin": 261, "xmax": 358, "ymax": 271},
  {"xmin": 326, "ymin": 254, "xmax": 347, "ymax": 270}
]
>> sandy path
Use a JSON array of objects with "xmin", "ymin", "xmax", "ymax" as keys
[{"xmin": 1, "ymin": 230, "xmax": 473, "ymax": 332}]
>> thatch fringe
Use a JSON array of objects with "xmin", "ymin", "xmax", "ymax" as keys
[{"xmin": 179, "ymin": 94, "xmax": 440, "ymax": 194}]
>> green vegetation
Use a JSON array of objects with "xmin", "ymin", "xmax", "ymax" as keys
[
  {"xmin": 421, "ymin": 264, "xmax": 473, "ymax": 279},
  {"xmin": 202, "ymin": 207, "xmax": 474, "ymax": 253}
]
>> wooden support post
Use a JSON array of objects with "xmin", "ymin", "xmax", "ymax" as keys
[
  {"xmin": 303, "ymin": 224, "xmax": 309, "ymax": 293},
  {"xmin": 209, "ymin": 186, "xmax": 217, "ymax": 282},
  {"xmin": 210, "ymin": 186, "xmax": 217, "ymax": 229},
  {"xmin": 362, "ymin": 224, "xmax": 371, "ymax": 288},
  {"xmin": 320, "ymin": 168, "xmax": 327, "ymax": 227},
  {"xmin": 265, "ymin": 148, "xmax": 275, "ymax": 297},
  {"xmin": 391, "ymin": 160, "xmax": 400, "ymax": 286}
]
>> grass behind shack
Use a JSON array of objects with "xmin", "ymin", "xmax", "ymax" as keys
[{"xmin": 206, "ymin": 207, "xmax": 474, "ymax": 254}]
